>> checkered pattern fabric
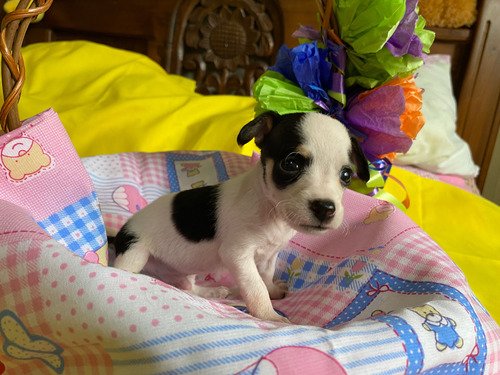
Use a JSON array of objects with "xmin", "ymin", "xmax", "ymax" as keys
[
  {"xmin": 133, "ymin": 152, "xmax": 170, "ymax": 188},
  {"xmin": 221, "ymin": 151, "xmax": 252, "ymax": 177},
  {"xmin": 381, "ymin": 231, "xmax": 468, "ymax": 288},
  {"xmin": 276, "ymin": 249, "xmax": 376, "ymax": 293},
  {"xmin": 1, "ymin": 235, "xmax": 46, "ymax": 330},
  {"xmin": 37, "ymin": 192, "xmax": 106, "ymax": 257}
]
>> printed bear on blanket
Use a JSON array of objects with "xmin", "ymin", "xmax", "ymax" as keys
[
  {"xmin": 1, "ymin": 137, "xmax": 52, "ymax": 181},
  {"xmin": 410, "ymin": 304, "xmax": 464, "ymax": 351}
]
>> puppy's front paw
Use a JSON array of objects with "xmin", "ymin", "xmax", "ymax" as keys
[
  {"xmin": 267, "ymin": 313, "xmax": 291, "ymax": 324},
  {"xmin": 268, "ymin": 279, "xmax": 288, "ymax": 299},
  {"xmin": 252, "ymin": 307, "xmax": 291, "ymax": 324}
]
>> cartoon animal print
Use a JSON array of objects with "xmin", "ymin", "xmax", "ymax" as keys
[
  {"xmin": 84, "ymin": 244, "xmax": 108, "ymax": 265},
  {"xmin": 410, "ymin": 304, "xmax": 464, "ymax": 351},
  {"xmin": 371, "ymin": 310, "xmax": 394, "ymax": 317},
  {"xmin": 181, "ymin": 162, "xmax": 201, "ymax": 177},
  {"xmin": 191, "ymin": 180, "xmax": 206, "ymax": 189},
  {"xmin": 0, "ymin": 310, "xmax": 64, "ymax": 373},
  {"xmin": 1, "ymin": 137, "xmax": 51, "ymax": 181},
  {"xmin": 364, "ymin": 201, "xmax": 394, "ymax": 224},
  {"xmin": 112, "ymin": 185, "xmax": 148, "ymax": 214}
]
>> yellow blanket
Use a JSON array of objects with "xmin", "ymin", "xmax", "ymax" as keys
[
  {"xmin": 19, "ymin": 42, "xmax": 258, "ymax": 157},
  {"xmin": 17, "ymin": 41, "xmax": 500, "ymax": 323}
]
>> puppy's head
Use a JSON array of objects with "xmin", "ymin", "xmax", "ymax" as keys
[{"xmin": 238, "ymin": 111, "xmax": 369, "ymax": 234}]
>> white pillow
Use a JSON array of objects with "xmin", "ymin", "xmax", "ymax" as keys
[{"xmin": 394, "ymin": 54, "xmax": 479, "ymax": 178}]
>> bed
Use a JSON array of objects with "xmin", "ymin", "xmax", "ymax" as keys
[{"xmin": 0, "ymin": 0, "xmax": 499, "ymax": 374}]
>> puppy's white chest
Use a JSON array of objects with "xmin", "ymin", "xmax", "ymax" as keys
[
  {"xmin": 269, "ymin": 226, "xmax": 295, "ymax": 247},
  {"xmin": 254, "ymin": 222, "xmax": 295, "ymax": 258}
]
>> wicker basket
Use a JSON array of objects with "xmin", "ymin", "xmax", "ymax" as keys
[{"xmin": 0, "ymin": 0, "xmax": 52, "ymax": 133}]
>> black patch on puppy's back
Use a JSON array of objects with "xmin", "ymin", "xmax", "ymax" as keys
[
  {"xmin": 114, "ymin": 222, "xmax": 139, "ymax": 256},
  {"xmin": 171, "ymin": 185, "xmax": 219, "ymax": 242}
]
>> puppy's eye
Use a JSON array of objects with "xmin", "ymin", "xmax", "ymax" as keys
[
  {"xmin": 280, "ymin": 152, "xmax": 305, "ymax": 173},
  {"xmin": 340, "ymin": 167, "xmax": 353, "ymax": 186}
]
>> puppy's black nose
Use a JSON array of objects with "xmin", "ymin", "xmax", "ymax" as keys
[{"xmin": 310, "ymin": 200, "xmax": 335, "ymax": 223}]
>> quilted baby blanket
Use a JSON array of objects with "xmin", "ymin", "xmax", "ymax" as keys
[{"xmin": 1, "ymin": 150, "xmax": 499, "ymax": 374}]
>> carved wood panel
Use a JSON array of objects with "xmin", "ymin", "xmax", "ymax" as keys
[{"xmin": 169, "ymin": 0, "xmax": 284, "ymax": 96}]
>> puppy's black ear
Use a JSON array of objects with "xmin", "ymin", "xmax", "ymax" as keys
[
  {"xmin": 350, "ymin": 135, "xmax": 370, "ymax": 183},
  {"xmin": 237, "ymin": 112, "xmax": 280, "ymax": 148}
]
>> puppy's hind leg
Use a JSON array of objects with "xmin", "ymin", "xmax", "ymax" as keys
[
  {"xmin": 114, "ymin": 241, "xmax": 150, "ymax": 273},
  {"xmin": 113, "ymin": 227, "xmax": 150, "ymax": 273}
]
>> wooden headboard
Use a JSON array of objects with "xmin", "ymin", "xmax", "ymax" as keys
[{"xmin": 4, "ymin": 0, "xmax": 499, "ymax": 191}]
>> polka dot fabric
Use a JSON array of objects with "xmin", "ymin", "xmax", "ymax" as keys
[{"xmin": 1, "ymin": 152, "xmax": 500, "ymax": 374}]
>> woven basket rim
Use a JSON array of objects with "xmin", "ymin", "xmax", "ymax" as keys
[{"xmin": 0, "ymin": 0, "xmax": 53, "ymax": 133}]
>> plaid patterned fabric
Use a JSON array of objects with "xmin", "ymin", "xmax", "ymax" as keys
[
  {"xmin": 36, "ymin": 192, "xmax": 106, "ymax": 258},
  {"xmin": 276, "ymin": 250, "xmax": 376, "ymax": 292}
]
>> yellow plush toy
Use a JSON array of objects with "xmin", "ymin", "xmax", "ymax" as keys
[{"xmin": 419, "ymin": 0, "xmax": 477, "ymax": 28}]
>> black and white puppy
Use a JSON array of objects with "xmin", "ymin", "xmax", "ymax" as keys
[{"xmin": 114, "ymin": 111, "xmax": 369, "ymax": 323}]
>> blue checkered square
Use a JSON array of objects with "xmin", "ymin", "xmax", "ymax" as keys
[
  {"xmin": 37, "ymin": 192, "xmax": 106, "ymax": 257},
  {"xmin": 276, "ymin": 250, "xmax": 325, "ymax": 291},
  {"xmin": 275, "ymin": 248, "xmax": 376, "ymax": 293}
]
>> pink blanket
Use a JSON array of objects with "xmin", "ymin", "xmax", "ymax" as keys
[{"xmin": 1, "ymin": 150, "xmax": 499, "ymax": 374}]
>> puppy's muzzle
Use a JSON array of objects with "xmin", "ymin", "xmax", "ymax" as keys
[{"xmin": 310, "ymin": 199, "xmax": 336, "ymax": 223}]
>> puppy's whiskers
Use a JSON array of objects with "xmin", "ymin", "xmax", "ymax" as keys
[
  {"xmin": 267, "ymin": 200, "xmax": 282, "ymax": 218},
  {"xmin": 288, "ymin": 210, "xmax": 302, "ymax": 226},
  {"xmin": 268, "ymin": 199, "xmax": 293, "ymax": 219}
]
